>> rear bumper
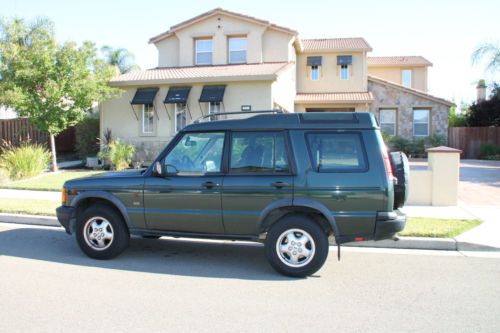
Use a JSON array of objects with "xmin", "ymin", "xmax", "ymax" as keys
[
  {"xmin": 374, "ymin": 210, "xmax": 406, "ymax": 240},
  {"xmin": 56, "ymin": 206, "xmax": 74, "ymax": 234}
]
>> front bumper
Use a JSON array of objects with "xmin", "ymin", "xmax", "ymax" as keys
[
  {"xmin": 374, "ymin": 210, "xmax": 406, "ymax": 240},
  {"xmin": 56, "ymin": 206, "xmax": 74, "ymax": 234}
]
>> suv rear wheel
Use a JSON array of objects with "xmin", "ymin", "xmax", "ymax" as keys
[
  {"xmin": 265, "ymin": 215, "xmax": 329, "ymax": 277},
  {"xmin": 76, "ymin": 204, "xmax": 130, "ymax": 259}
]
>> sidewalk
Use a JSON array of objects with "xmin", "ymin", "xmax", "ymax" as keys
[{"xmin": 0, "ymin": 188, "xmax": 60, "ymax": 201}]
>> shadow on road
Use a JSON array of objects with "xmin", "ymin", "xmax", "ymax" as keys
[{"xmin": 0, "ymin": 226, "xmax": 292, "ymax": 281}]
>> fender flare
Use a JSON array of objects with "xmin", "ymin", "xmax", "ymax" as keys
[
  {"xmin": 257, "ymin": 198, "xmax": 340, "ymax": 242},
  {"xmin": 70, "ymin": 191, "xmax": 132, "ymax": 228}
]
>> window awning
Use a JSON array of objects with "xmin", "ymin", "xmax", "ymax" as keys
[
  {"xmin": 199, "ymin": 85, "xmax": 226, "ymax": 103},
  {"xmin": 131, "ymin": 87, "xmax": 159, "ymax": 105},
  {"xmin": 164, "ymin": 86, "xmax": 191, "ymax": 104},
  {"xmin": 337, "ymin": 55, "xmax": 352, "ymax": 65},
  {"xmin": 307, "ymin": 56, "xmax": 322, "ymax": 66}
]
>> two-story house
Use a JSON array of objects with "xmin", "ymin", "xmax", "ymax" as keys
[{"xmin": 103, "ymin": 8, "xmax": 452, "ymax": 161}]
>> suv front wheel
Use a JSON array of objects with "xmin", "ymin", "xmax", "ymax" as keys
[
  {"xmin": 76, "ymin": 204, "xmax": 130, "ymax": 259},
  {"xmin": 265, "ymin": 215, "xmax": 329, "ymax": 277}
]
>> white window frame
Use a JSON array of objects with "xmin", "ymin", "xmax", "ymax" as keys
[
  {"xmin": 228, "ymin": 36, "xmax": 247, "ymax": 64},
  {"xmin": 208, "ymin": 102, "xmax": 221, "ymax": 121},
  {"xmin": 311, "ymin": 65, "xmax": 319, "ymax": 81},
  {"xmin": 195, "ymin": 38, "xmax": 213, "ymax": 65},
  {"xmin": 340, "ymin": 65, "xmax": 349, "ymax": 80},
  {"xmin": 174, "ymin": 103, "xmax": 187, "ymax": 133},
  {"xmin": 379, "ymin": 108, "xmax": 397, "ymax": 136},
  {"xmin": 141, "ymin": 104, "xmax": 155, "ymax": 136},
  {"xmin": 402, "ymin": 69, "xmax": 412, "ymax": 88},
  {"xmin": 413, "ymin": 109, "xmax": 430, "ymax": 137}
]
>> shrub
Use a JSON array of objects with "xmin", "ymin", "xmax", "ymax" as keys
[
  {"xmin": 390, "ymin": 137, "xmax": 411, "ymax": 155},
  {"xmin": 426, "ymin": 134, "xmax": 447, "ymax": 148},
  {"xmin": 75, "ymin": 116, "xmax": 100, "ymax": 159},
  {"xmin": 98, "ymin": 140, "xmax": 134, "ymax": 171},
  {"xmin": 479, "ymin": 143, "xmax": 500, "ymax": 159},
  {"xmin": 0, "ymin": 142, "xmax": 50, "ymax": 180}
]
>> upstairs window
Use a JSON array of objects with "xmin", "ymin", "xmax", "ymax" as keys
[
  {"xmin": 402, "ymin": 69, "xmax": 412, "ymax": 88},
  {"xmin": 307, "ymin": 56, "xmax": 322, "ymax": 81},
  {"xmin": 340, "ymin": 65, "xmax": 349, "ymax": 80},
  {"xmin": 413, "ymin": 109, "xmax": 430, "ymax": 136},
  {"xmin": 311, "ymin": 65, "xmax": 319, "ymax": 81},
  {"xmin": 228, "ymin": 37, "xmax": 247, "ymax": 64},
  {"xmin": 195, "ymin": 38, "xmax": 212, "ymax": 65}
]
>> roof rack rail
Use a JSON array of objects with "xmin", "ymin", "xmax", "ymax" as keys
[{"xmin": 194, "ymin": 109, "xmax": 284, "ymax": 123}]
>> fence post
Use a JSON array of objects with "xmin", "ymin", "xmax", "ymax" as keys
[{"xmin": 427, "ymin": 146, "xmax": 462, "ymax": 206}]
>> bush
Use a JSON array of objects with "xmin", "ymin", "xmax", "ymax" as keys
[
  {"xmin": 0, "ymin": 142, "xmax": 50, "ymax": 180},
  {"xmin": 479, "ymin": 143, "xmax": 500, "ymax": 159},
  {"xmin": 385, "ymin": 134, "xmax": 447, "ymax": 158},
  {"xmin": 98, "ymin": 140, "xmax": 134, "ymax": 171},
  {"xmin": 75, "ymin": 116, "xmax": 100, "ymax": 159}
]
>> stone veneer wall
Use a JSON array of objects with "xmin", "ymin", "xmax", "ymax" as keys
[{"xmin": 368, "ymin": 80, "xmax": 449, "ymax": 140}]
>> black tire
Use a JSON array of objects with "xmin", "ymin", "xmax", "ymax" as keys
[
  {"xmin": 265, "ymin": 215, "xmax": 329, "ymax": 277},
  {"xmin": 390, "ymin": 151, "xmax": 409, "ymax": 209},
  {"xmin": 141, "ymin": 235, "xmax": 161, "ymax": 239},
  {"xmin": 76, "ymin": 204, "xmax": 130, "ymax": 260}
]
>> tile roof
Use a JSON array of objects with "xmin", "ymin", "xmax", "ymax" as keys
[
  {"xmin": 150, "ymin": 8, "xmax": 297, "ymax": 43},
  {"xmin": 368, "ymin": 75, "xmax": 453, "ymax": 106},
  {"xmin": 295, "ymin": 92, "xmax": 374, "ymax": 104},
  {"xmin": 110, "ymin": 62, "xmax": 293, "ymax": 86},
  {"xmin": 368, "ymin": 56, "xmax": 432, "ymax": 67},
  {"xmin": 301, "ymin": 38, "xmax": 372, "ymax": 52}
]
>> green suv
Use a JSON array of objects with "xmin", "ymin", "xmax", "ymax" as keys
[{"xmin": 56, "ymin": 112, "xmax": 407, "ymax": 277}]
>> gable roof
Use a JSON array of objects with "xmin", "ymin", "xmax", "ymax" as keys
[
  {"xmin": 149, "ymin": 8, "xmax": 297, "ymax": 44},
  {"xmin": 368, "ymin": 56, "xmax": 432, "ymax": 67},
  {"xmin": 368, "ymin": 75, "xmax": 453, "ymax": 106},
  {"xmin": 301, "ymin": 38, "xmax": 372, "ymax": 52},
  {"xmin": 109, "ymin": 62, "xmax": 293, "ymax": 86}
]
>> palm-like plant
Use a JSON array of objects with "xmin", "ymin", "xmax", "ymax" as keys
[
  {"xmin": 101, "ymin": 46, "xmax": 139, "ymax": 74},
  {"xmin": 472, "ymin": 42, "xmax": 500, "ymax": 73}
]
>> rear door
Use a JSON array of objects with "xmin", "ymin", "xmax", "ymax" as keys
[
  {"xmin": 221, "ymin": 131, "xmax": 294, "ymax": 235},
  {"xmin": 292, "ymin": 130, "xmax": 386, "ymax": 236}
]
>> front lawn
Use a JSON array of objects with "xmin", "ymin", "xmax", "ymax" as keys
[
  {"xmin": 0, "ymin": 170, "xmax": 103, "ymax": 191},
  {"xmin": 399, "ymin": 217, "xmax": 482, "ymax": 238},
  {"xmin": 0, "ymin": 198, "xmax": 58, "ymax": 216}
]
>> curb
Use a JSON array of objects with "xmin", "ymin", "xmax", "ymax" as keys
[
  {"xmin": 0, "ymin": 213, "xmax": 59, "ymax": 228},
  {"xmin": 0, "ymin": 213, "xmax": 499, "ymax": 252}
]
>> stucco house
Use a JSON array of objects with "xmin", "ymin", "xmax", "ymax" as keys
[{"xmin": 103, "ymin": 8, "xmax": 453, "ymax": 161}]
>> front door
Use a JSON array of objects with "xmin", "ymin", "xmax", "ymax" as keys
[
  {"xmin": 221, "ymin": 131, "xmax": 294, "ymax": 235},
  {"xmin": 144, "ymin": 131, "xmax": 226, "ymax": 233}
]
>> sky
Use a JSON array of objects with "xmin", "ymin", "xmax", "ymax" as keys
[{"xmin": 1, "ymin": 0, "xmax": 499, "ymax": 109}]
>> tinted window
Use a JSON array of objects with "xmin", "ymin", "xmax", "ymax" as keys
[
  {"xmin": 306, "ymin": 132, "xmax": 367, "ymax": 172},
  {"xmin": 165, "ymin": 132, "xmax": 224, "ymax": 175},
  {"xmin": 230, "ymin": 132, "xmax": 289, "ymax": 173}
]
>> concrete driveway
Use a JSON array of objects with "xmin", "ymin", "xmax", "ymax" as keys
[
  {"xmin": 458, "ymin": 160, "xmax": 500, "ymax": 205},
  {"xmin": 1, "ymin": 223, "xmax": 500, "ymax": 332}
]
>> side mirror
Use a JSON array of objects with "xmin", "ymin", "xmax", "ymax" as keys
[{"xmin": 153, "ymin": 161, "xmax": 163, "ymax": 177}]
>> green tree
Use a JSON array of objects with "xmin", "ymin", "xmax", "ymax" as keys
[
  {"xmin": 101, "ymin": 46, "xmax": 139, "ymax": 74},
  {"xmin": 0, "ymin": 17, "xmax": 117, "ymax": 171},
  {"xmin": 472, "ymin": 42, "xmax": 500, "ymax": 73}
]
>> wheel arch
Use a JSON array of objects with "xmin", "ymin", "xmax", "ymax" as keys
[
  {"xmin": 69, "ymin": 191, "xmax": 132, "ymax": 232},
  {"xmin": 257, "ymin": 198, "xmax": 340, "ymax": 242}
]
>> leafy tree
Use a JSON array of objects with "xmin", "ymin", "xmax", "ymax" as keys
[
  {"xmin": 466, "ymin": 84, "xmax": 500, "ymax": 127},
  {"xmin": 448, "ymin": 102, "xmax": 468, "ymax": 127},
  {"xmin": 0, "ymin": 17, "xmax": 117, "ymax": 171},
  {"xmin": 101, "ymin": 46, "xmax": 139, "ymax": 74},
  {"xmin": 472, "ymin": 42, "xmax": 500, "ymax": 73}
]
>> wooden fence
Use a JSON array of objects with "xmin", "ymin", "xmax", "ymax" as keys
[
  {"xmin": 0, "ymin": 118, "xmax": 76, "ymax": 153},
  {"xmin": 448, "ymin": 127, "xmax": 500, "ymax": 159},
  {"xmin": 0, "ymin": 118, "xmax": 48, "ymax": 146}
]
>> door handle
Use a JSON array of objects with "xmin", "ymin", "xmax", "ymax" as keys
[
  {"xmin": 201, "ymin": 181, "xmax": 219, "ymax": 189},
  {"xmin": 271, "ymin": 181, "xmax": 290, "ymax": 189}
]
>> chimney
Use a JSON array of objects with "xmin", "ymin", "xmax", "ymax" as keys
[{"xmin": 477, "ymin": 79, "xmax": 487, "ymax": 102}]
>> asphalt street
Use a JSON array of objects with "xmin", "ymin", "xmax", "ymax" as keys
[{"xmin": 0, "ymin": 222, "xmax": 499, "ymax": 333}]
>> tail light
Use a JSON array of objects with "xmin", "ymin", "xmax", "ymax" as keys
[{"xmin": 382, "ymin": 146, "xmax": 394, "ymax": 181}]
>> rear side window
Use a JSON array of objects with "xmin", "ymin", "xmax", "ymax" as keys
[
  {"xmin": 230, "ymin": 131, "xmax": 290, "ymax": 173},
  {"xmin": 306, "ymin": 132, "xmax": 368, "ymax": 172}
]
